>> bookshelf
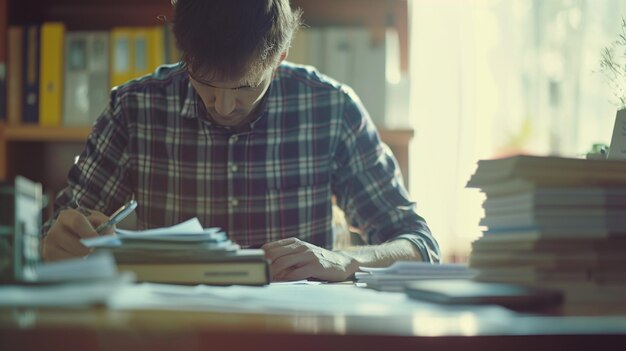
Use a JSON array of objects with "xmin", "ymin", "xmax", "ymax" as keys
[{"xmin": 0, "ymin": 0, "xmax": 413, "ymax": 196}]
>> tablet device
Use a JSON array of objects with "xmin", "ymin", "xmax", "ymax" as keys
[{"xmin": 405, "ymin": 279, "xmax": 563, "ymax": 311}]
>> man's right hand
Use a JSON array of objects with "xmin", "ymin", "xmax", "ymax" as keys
[{"xmin": 42, "ymin": 208, "xmax": 113, "ymax": 262}]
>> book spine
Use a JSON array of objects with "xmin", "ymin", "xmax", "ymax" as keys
[
  {"xmin": 63, "ymin": 32, "xmax": 87, "ymax": 126},
  {"xmin": 117, "ymin": 262, "xmax": 269, "ymax": 285},
  {"xmin": 163, "ymin": 23, "xmax": 181, "ymax": 64},
  {"xmin": 7, "ymin": 26, "xmax": 23, "ymax": 125},
  {"xmin": 149, "ymin": 26, "xmax": 164, "ymax": 72},
  {"xmin": 352, "ymin": 27, "xmax": 386, "ymax": 126},
  {"xmin": 63, "ymin": 31, "xmax": 110, "ymax": 126},
  {"xmin": 132, "ymin": 28, "xmax": 150, "ymax": 78},
  {"xmin": 322, "ymin": 27, "xmax": 352, "ymax": 85},
  {"xmin": 22, "ymin": 24, "xmax": 40, "ymax": 124},
  {"xmin": 162, "ymin": 24, "xmax": 171, "ymax": 64},
  {"xmin": 110, "ymin": 27, "xmax": 134, "ymax": 87},
  {"xmin": 87, "ymin": 32, "xmax": 110, "ymax": 122},
  {"xmin": 39, "ymin": 22, "xmax": 65, "ymax": 128},
  {"xmin": 0, "ymin": 61, "xmax": 5, "ymax": 123}
]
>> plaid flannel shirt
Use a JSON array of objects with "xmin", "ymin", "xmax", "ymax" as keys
[{"xmin": 43, "ymin": 62, "xmax": 440, "ymax": 261}]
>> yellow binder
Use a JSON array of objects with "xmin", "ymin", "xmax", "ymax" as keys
[
  {"xmin": 38, "ymin": 22, "xmax": 65, "ymax": 128},
  {"xmin": 149, "ymin": 26, "xmax": 165, "ymax": 72}
]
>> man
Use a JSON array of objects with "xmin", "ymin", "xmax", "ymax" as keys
[{"xmin": 42, "ymin": 0, "xmax": 440, "ymax": 282}]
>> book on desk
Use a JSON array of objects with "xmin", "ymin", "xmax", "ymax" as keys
[
  {"xmin": 466, "ymin": 154, "xmax": 626, "ymax": 304},
  {"xmin": 81, "ymin": 217, "xmax": 270, "ymax": 286},
  {"xmin": 113, "ymin": 248, "xmax": 269, "ymax": 286}
]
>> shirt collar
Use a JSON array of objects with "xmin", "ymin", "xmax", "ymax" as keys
[{"xmin": 180, "ymin": 77, "xmax": 201, "ymax": 120}]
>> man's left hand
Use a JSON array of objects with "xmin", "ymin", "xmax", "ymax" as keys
[{"xmin": 262, "ymin": 237, "xmax": 359, "ymax": 282}]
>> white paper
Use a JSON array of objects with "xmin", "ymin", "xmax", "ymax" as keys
[
  {"xmin": 0, "ymin": 273, "xmax": 133, "ymax": 307},
  {"xmin": 81, "ymin": 217, "xmax": 223, "ymax": 248},
  {"xmin": 360, "ymin": 261, "xmax": 476, "ymax": 274},
  {"xmin": 115, "ymin": 217, "xmax": 204, "ymax": 236},
  {"xmin": 356, "ymin": 261, "xmax": 477, "ymax": 292},
  {"xmin": 107, "ymin": 283, "xmax": 447, "ymax": 315},
  {"xmin": 36, "ymin": 251, "xmax": 118, "ymax": 282}
]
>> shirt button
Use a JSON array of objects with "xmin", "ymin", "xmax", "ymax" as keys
[
  {"xmin": 229, "ymin": 135, "xmax": 238, "ymax": 143},
  {"xmin": 230, "ymin": 198, "xmax": 239, "ymax": 207},
  {"xmin": 229, "ymin": 164, "xmax": 238, "ymax": 173}
]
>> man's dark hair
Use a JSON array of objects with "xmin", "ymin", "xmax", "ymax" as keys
[{"xmin": 172, "ymin": 0, "xmax": 303, "ymax": 83}]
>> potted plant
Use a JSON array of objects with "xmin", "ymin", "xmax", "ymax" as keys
[{"xmin": 600, "ymin": 18, "xmax": 626, "ymax": 159}]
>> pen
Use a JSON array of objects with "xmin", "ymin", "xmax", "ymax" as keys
[{"xmin": 95, "ymin": 200, "xmax": 138, "ymax": 234}]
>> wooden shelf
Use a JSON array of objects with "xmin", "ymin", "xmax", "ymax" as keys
[
  {"xmin": 0, "ymin": 124, "xmax": 410, "ymax": 144},
  {"xmin": 2, "ymin": 125, "xmax": 92, "ymax": 142},
  {"xmin": 378, "ymin": 128, "xmax": 413, "ymax": 146}
]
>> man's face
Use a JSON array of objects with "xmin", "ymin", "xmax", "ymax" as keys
[{"xmin": 188, "ymin": 68, "xmax": 273, "ymax": 127}]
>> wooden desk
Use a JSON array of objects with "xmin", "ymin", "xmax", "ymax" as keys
[{"xmin": 2, "ymin": 286, "xmax": 626, "ymax": 351}]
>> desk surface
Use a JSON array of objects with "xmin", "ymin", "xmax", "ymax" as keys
[{"xmin": 2, "ymin": 283, "xmax": 626, "ymax": 351}]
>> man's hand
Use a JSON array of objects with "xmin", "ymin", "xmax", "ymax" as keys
[
  {"xmin": 42, "ymin": 208, "xmax": 113, "ymax": 262},
  {"xmin": 262, "ymin": 237, "xmax": 359, "ymax": 282}
]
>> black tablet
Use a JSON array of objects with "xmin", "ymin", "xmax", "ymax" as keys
[{"xmin": 405, "ymin": 279, "xmax": 564, "ymax": 311}]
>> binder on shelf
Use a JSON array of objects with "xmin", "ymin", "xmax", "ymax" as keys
[
  {"xmin": 39, "ymin": 22, "xmax": 65, "ymax": 128},
  {"xmin": 0, "ymin": 63, "xmax": 5, "ymax": 123},
  {"xmin": 162, "ymin": 24, "xmax": 181, "ymax": 64},
  {"xmin": 63, "ymin": 31, "xmax": 110, "ymax": 126},
  {"xmin": 351, "ymin": 27, "xmax": 386, "ymax": 125},
  {"xmin": 7, "ymin": 26, "xmax": 24, "ymax": 126},
  {"xmin": 148, "ymin": 27, "xmax": 165, "ymax": 74},
  {"xmin": 22, "ymin": 24, "xmax": 40, "ymax": 124},
  {"xmin": 110, "ymin": 27, "xmax": 135, "ymax": 87},
  {"xmin": 134, "ymin": 27, "xmax": 165, "ymax": 78},
  {"xmin": 288, "ymin": 26, "xmax": 388, "ymax": 126},
  {"xmin": 322, "ymin": 27, "xmax": 353, "ymax": 85},
  {"xmin": 132, "ymin": 28, "xmax": 151, "ymax": 78}
]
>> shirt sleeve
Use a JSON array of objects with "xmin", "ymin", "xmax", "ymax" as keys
[
  {"xmin": 331, "ymin": 87, "xmax": 440, "ymax": 263},
  {"xmin": 41, "ymin": 89, "xmax": 134, "ymax": 237}
]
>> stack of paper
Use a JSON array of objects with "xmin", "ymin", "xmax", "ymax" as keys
[
  {"xmin": 355, "ymin": 261, "xmax": 477, "ymax": 292},
  {"xmin": 81, "ymin": 218, "xmax": 269, "ymax": 286},
  {"xmin": 0, "ymin": 252, "xmax": 133, "ymax": 307},
  {"xmin": 466, "ymin": 155, "xmax": 626, "ymax": 304},
  {"xmin": 81, "ymin": 217, "xmax": 238, "ymax": 251}
]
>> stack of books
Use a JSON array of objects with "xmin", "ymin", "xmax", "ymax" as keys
[
  {"xmin": 81, "ymin": 218, "xmax": 269, "ymax": 286},
  {"xmin": 466, "ymin": 155, "xmax": 626, "ymax": 304}
]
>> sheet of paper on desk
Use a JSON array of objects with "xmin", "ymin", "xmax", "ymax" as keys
[
  {"xmin": 35, "ymin": 251, "xmax": 118, "ymax": 282},
  {"xmin": 107, "ymin": 282, "xmax": 512, "ymax": 320},
  {"xmin": 0, "ymin": 252, "xmax": 133, "ymax": 307},
  {"xmin": 0, "ymin": 274, "xmax": 134, "ymax": 307}
]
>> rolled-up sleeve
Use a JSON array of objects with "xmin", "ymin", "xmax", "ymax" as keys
[
  {"xmin": 41, "ymin": 89, "xmax": 134, "ymax": 236},
  {"xmin": 331, "ymin": 88, "xmax": 440, "ymax": 263}
]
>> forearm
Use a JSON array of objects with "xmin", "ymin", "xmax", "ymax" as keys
[{"xmin": 336, "ymin": 239, "xmax": 423, "ymax": 277}]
